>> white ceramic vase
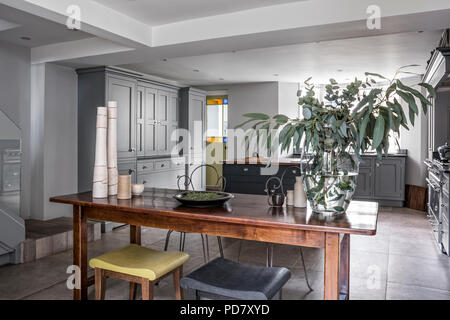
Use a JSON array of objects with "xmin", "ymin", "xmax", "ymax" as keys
[
  {"xmin": 294, "ymin": 176, "xmax": 307, "ymax": 208},
  {"xmin": 93, "ymin": 107, "xmax": 108, "ymax": 198},
  {"xmin": 107, "ymin": 101, "xmax": 118, "ymax": 196}
]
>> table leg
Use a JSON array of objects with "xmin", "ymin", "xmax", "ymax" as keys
[
  {"xmin": 129, "ymin": 225, "xmax": 142, "ymax": 298},
  {"xmin": 339, "ymin": 234, "xmax": 350, "ymax": 300},
  {"xmin": 130, "ymin": 225, "xmax": 142, "ymax": 245},
  {"xmin": 324, "ymin": 233, "xmax": 340, "ymax": 300},
  {"xmin": 73, "ymin": 205, "xmax": 88, "ymax": 300}
]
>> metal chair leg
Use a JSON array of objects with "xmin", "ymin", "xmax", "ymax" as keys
[
  {"xmin": 300, "ymin": 247, "xmax": 313, "ymax": 291},
  {"xmin": 200, "ymin": 234, "xmax": 208, "ymax": 264},
  {"xmin": 205, "ymin": 235, "xmax": 210, "ymax": 262},
  {"xmin": 217, "ymin": 237, "xmax": 224, "ymax": 258},
  {"xmin": 164, "ymin": 230, "xmax": 174, "ymax": 251},
  {"xmin": 266, "ymin": 244, "xmax": 274, "ymax": 267},
  {"xmin": 237, "ymin": 240, "xmax": 243, "ymax": 263},
  {"xmin": 179, "ymin": 232, "xmax": 187, "ymax": 251}
]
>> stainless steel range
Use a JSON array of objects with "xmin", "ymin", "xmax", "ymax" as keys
[{"xmin": 425, "ymin": 158, "xmax": 450, "ymax": 255}]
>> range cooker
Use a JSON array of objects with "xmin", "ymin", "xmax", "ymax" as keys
[{"xmin": 425, "ymin": 158, "xmax": 450, "ymax": 255}]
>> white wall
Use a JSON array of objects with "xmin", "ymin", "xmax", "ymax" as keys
[
  {"xmin": 278, "ymin": 82, "xmax": 300, "ymax": 119},
  {"xmin": 30, "ymin": 63, "xmax": 78, "ymax": 220},
  {"xmin": 399, "ymin": 77, "xmax": 428, "ymax": 187}
]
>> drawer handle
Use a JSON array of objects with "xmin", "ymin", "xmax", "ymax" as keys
[
  {"xmin": 143, "ymin": 181, "xmax": 147, "ymax": 184},
  {"xmin": 128, "ymin": 169, "xmax": 135, "ymax": 175},
  {"xmin": 142, "ymin": 166, "xmax": 148, "ymax": 169},
  {"xmin": 243, "ymin": 168, "xmax": 249, "ymax": 172},
  {"xmin": 161, "ymin": 164, "xmax": 165, "ymax": 168}
]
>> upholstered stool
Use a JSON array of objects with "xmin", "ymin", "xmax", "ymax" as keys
[
  {"xmin": 180, "ymin": 258, "xmax": 291, "ymax": 300},
  {"xmin": 89, "ymin": 244, "xmax": 189, "ymax": 300}
]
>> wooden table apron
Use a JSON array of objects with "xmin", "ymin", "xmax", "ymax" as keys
[{"xmin": 71, "ymin": 204, "xmax": 352, "ymax": 301}]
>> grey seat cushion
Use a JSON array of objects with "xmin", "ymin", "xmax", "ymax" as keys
[{"xmin": 180, "ymin": 258, "xmax": 291, "ymax": 300}]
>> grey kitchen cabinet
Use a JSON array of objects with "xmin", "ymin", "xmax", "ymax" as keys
[
  {"xmin": 137, "ymin": 157, "xmax": 185, "ymax": 190},
  {"xmin": 354, "ymin": 162, "xmax": 373, "ymax": 198},
  {"xmin": 107, "ymin": 75, "xmax": 137, "ymax": 160},
  {"xmin": 137, "ymin": 85, "xmax": 179, "ymax": 158},
  {"xmin": 77, "ymin": 67, "xmax": 182, "ymax": 192},
  {"xmin": 180, "ymin": 88, "xmax": 207, "ymax": 191},
  {"xmin": 353, "ymin": 154, "xmax": 406, "ymax": 206},
  {"xmin": 373, "ymin": 158, "xmax": 405, "ymax": 200}
]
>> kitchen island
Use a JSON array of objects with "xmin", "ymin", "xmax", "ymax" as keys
[{"xmin": 223, "ymin": 151, "xmax": 407, "ymax": 206}]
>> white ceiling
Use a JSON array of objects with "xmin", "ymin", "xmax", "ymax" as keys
[
  {"xmin": 0, "ymin": 4, "xmax": 92, "ymax": 48},
  {"xmin": 121, "ymin": 30, "xmax": 441, "ymax": 85},
  {"xmin": 92, "ymin": 0, "xmax": 305, "ymax": 26}
]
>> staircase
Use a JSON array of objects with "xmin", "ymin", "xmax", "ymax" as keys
[{"xmin": 0, "ymin": 207, "xmax": 25, "ymax": 266}]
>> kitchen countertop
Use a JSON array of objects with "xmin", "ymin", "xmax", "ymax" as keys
[{"xmin": 223, "ymin": 151, "xmax": 408, "ymax": 166}]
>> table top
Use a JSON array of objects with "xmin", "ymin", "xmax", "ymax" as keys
[{"xmin": 50, "ymin": 188, "xmax": 378, "ymax": 235}]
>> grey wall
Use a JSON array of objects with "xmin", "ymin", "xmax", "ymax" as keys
[
  {"xmin": 201, "ymin": 82, "xmax": 279, "ymax": 129},
  {"xmin": 0, "ymin": 41, "xmax": 31, "ymax": 219},
  {"xmin": 30, "ymin": 63, "xmax": 78, "ymax": 220},
  {"xmin": 43, "ymin": 63, "xmax": 78, "ymax": 220}
]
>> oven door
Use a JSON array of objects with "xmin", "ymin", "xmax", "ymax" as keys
[{"xmin": 427, "ymin": 175, "xmax": 442, "ymax": 243}]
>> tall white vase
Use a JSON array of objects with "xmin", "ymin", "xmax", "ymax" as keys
[
  {"xmin": 294, "ymin": 176, "xmax": 307, "ymax": 208},
  {"xmin": 93, "ymin": 107, "xmax": 108, "ymax": 198},
  {"xmin": 107, "ymin": 101, "xmax": 118, "ymax": 196}
]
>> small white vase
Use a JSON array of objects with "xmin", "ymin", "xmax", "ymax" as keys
[
  {"xmin": 107, "ymin": 101, "xmax": 118, "ymax": 196},
  {"xmin": 294, "ymin": 176, "xmax": 307, "ymax": 208},
  {"xmin": 93, "ymin": 107, "xmax": 108, "ymax": 198}
]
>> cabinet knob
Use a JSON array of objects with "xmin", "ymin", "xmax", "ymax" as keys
[
  {"xmin": 143, "ymin": 166, "xmax": 147, "ymax": 169},
  {"xmin": 376, "ymin": 163, "xmax": 380, "ymax": 167},
  {"xmin": 143, "ymin": 181, "xmax": 147, "ymax": 184},
  {"xmin": 243, "ymin": 168, "xmax": 249, "ymax": 172},
  {"xmin": 128, "ymin": 169, "xmax": 135, "ymax": 175}
]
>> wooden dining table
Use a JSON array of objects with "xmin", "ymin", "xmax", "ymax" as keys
[{"xmin": 50, "ymin": 188, "xmax": 378, "ymax": 300}]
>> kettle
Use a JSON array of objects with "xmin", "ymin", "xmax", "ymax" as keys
[{"xmin": 438, "ymin": 143, "xmax": 450, "ymax": 161}]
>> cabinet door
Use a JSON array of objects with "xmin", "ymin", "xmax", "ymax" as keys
[
  {"xmin": 354, "ymin": 157, "xmax": 373, "ymax": 199},
  {"xmin": 136, "ymin": 87, "xmax": 145, "ymax": 157},
  {"xmin": 144, "ymin": 87, "xmax": 157, "ymax": 156},
  {"xmin": 107, "ymin": 76, "xmax": 136, "ymax": 159},
  {"xmin": 169, "ymin": 93, "xmax": 180, "ymax": 156},
  {"xmin": 354, "ymin": 167, "xmax": 373, "ymax": 198},
  {"xmin": 374, "ymin": 158, "xmax": 404, "ymax": 200},
  {"xmin": 156, "ymin": 90, "xmax": 170, "ymax": 155},
  {"xmin": 189, "ymin": 93, "xmax": 206, "ymax": 155}
]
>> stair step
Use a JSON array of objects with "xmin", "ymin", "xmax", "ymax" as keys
[{"xmin": 21, "ymin": 218, "xmax": 101, "ymax": 263}]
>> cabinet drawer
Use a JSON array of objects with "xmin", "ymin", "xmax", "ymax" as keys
[
  {"xmin": 2, "ymin": 163, "xmax": 20, "ymax": 179},
  {"xmin": 171, "ymin": 158, "xmax": 185, "ymax": 170},
  {"xmin": 155, "ymin": 160, "xmax": 171, "ymax": 171},
  {"xmin": 137, "ymin": 161, "xmax": 154, "ymax": 173},
  {"xmin": 224, "ymin": 165, "xmax": 260, "ymax": 176}
]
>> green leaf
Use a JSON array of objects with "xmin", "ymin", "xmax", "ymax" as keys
[
  {"xmin": 418, "ymin": 82, "xmax": 436, "ymax": 99},
  {"xmin": 333, "ymin": 206, "xmax": 345, "ymax": 212},
  {"xmin": 372, "ymin": 115, "xmax": 385, "ymax": 149},
  {"xmin": 397, "ymin": 91, "xmax": 418, "ymax": 115},
  {"xmin": 340, "ymin": 121, "xmax": 347, "ymax": 137},
  {"xmin": 243, "ymin": 113, "xmax": 270, "ymax": 120},
  {"xmin": 273, "ymin": 114, "xmax": 289, "ymax": 124},
  {"xmin": 396, "ymin": 80, "xmax": 430, "ymax": 114},
  {"xmin": 364, "ymin": 72, "xmax": 388, "ymax": 80},
  {"xmin": 359, "ymin": 112, "xmax": 370, "ymax": 146},
  {"xmin": 386, "ymin": 102, "xmax": 395, "ymax": 130},
  {"xmin": 303, "ymin": 107, "xmax": 312, "ymax": 120}
]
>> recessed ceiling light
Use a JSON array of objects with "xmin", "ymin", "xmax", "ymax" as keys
[
  {"xmin": 193, "ymin": 69, "xmax": 200, "ymax": 72},
  {"xmin": 273, "ymin": 74, "xmax": 279, "ymax": 77},
  {"xmin": 161, "ymin": 58, "xmax": 168, "ymax": 62},
  {"xmin": 20, "ymin": 36, "xmax": 31, "ymax": 41},
  {"xmin": 337, "ymin": 69, "xmax": 343, "ymax": 72},
  {"xmin": 219, "ymin": 78, "xmax": 224, "ymax": 81},
  {"xmin": 418, "ymin": 30, "xmax": 424, "ymax": 33}
]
